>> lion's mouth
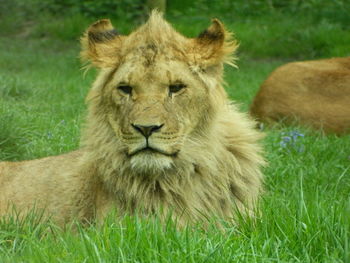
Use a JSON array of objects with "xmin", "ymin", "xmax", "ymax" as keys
[{"xmin": 128, "ymin": 146, "xmax": 178, "ymax": 157}]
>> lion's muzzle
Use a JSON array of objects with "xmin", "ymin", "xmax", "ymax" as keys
[{"xmin": 131, "ymin": 123, "xmax": 164, "ymax": 138}]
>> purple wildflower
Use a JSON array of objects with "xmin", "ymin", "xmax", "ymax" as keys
[{"xmin": 279, "ymin": 130, "xmax": 305, "ymax": 152}]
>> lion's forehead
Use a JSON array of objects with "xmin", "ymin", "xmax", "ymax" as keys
[
  {"xmin": 116, "ymin": 53, "xmax": 194, "ymax": 86},
  {"xmin": 125, "ymin": 42, "xmax": 185, "ymax": 63}
]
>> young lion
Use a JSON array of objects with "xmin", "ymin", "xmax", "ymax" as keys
[{"xmin": 0, "ymin": 12, "xmax": 265, "ymax": 227}]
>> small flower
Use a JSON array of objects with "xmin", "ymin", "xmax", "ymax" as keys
[
  {"xmin": 290, "ymin": 131, "xmax": 304, "ymax": 141},
  {"xmin": 280, "ymin": 136, "xmax": 291, "ymax": 148},
  {"xmin": 282, "ymin": 136, "xmax": 292, "ymax": 142},
  {"xmin": 47, "ymin": 132, "xmax": 53, "ymax": 139},
  {"xmin": 279, "ymin": 130, "xmax": 305, "ymax": 152}
]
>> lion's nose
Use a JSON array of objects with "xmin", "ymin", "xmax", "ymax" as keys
[{"xmin": 131, "ymin": 124, "xmax": 164, "ymax": 138}]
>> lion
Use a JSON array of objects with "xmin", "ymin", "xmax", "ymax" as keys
[
  {"xmin": 250, "ymin": 57, "xmax": 350, "ymax": 135},
  {"xmin": 0, "ymin": 12, "xmax": 265, "ymax": 227}
]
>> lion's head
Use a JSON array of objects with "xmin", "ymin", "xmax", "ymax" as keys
[{"xmin": 81, "ymin": 12, "xmax": 238, "ymax": 173}]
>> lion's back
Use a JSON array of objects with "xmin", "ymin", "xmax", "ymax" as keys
[
  {"xmin": 0, "ymin": 150, "xmax": 85, "ymax": 222},
  {"xmin": 250, "ymin": 57, "xmax": 350, "ymax": 134}
]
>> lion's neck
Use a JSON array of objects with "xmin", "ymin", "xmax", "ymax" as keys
[{"xmin": 82, "ymin": 129, "xmax": 237, "ymax": 223}]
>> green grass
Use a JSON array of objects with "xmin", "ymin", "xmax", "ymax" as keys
[{"xmin": 1, "ymin": 8, "xmax": 350, "ymax": 263}]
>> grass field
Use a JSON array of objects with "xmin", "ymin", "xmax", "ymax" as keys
[{"xmin": 1, "ymin": 2, "xmax": 350, "ymax": 262}]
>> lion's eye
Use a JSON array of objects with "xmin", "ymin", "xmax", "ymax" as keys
[
  {"xmin": 117, "ymin": 85, "xmax": 132, "ymax": 95},
  {"xmin": 169, "ymin": 84, "xmax": 186, "ymax": 96}
]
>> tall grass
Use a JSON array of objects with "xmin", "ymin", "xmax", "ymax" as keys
[{"xmin": 0, "ymin": 2, "xmax": 349, "ymax": 262}]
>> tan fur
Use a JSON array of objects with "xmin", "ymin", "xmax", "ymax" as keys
[
  {"xmin": 0, "ymin": 12, "xmax": 264, "ymax": 227},
  {"xmin": 250, "ymin": 57, "xmax": 350, "ymax": 135}
]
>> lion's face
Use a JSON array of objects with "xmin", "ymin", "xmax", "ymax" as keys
[
  {"xmin": 103, "ymin": 53, "xmax": 211, "ymax": 171},
  {"xmin": 81, "ymin": 12, "xmax": 237, "ymax": 172}
]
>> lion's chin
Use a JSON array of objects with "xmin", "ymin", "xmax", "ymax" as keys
[{"xmin": 130, "ymin": 151, "xmax": 174, "ymax": 174}]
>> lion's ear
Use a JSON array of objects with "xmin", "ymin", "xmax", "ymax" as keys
[
  {"xmin": 80, "ymin": 19, "xmax": 123, "ymax": 68},
  {"xmin": 192, "ymin": 19, "xmax": 238, "ymax": 69}
]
